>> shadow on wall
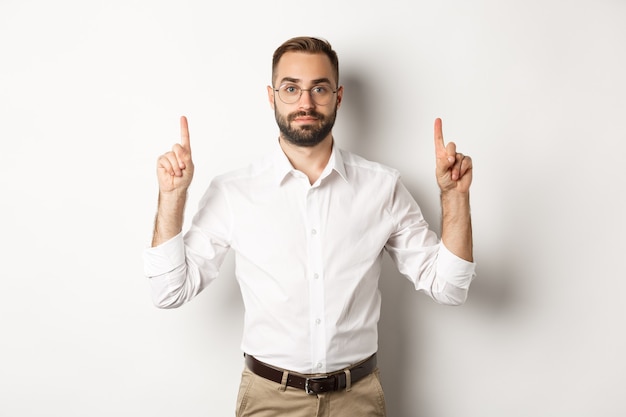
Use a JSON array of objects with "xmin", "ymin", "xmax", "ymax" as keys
[
  {"xmin": 337, "ymin": 67, "xmax": 520, "ymax": 415},
  {"xmin": 335, "ymin": 71, "xmax": 378, "ymax": 157},
  {"xmin": 464, "ymin": 254, "xmax": 520, "ymax": 314},
  {"xmin": 377, "ymin": 259, "xmax": 415, "ymax": 416},
  {"xmin": 377, "ymin": 251, "xmax": 520, "ymax": 415},
  {"xmin": 378, "ymin": 230, "xmax": 521, "ymax": 416}
]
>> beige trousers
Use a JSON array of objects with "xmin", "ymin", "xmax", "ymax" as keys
[{"xmin": 235, "ymin": 366, "xmax": 387, "ymax": 417}]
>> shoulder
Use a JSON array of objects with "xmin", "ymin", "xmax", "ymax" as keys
[
  {"xmin": 211, "ymin": 152, "xmax": 275, "ymax": 187},
  {"xmin": 338, "ymin": 148, "xmax": 400, "ymax": 181}
]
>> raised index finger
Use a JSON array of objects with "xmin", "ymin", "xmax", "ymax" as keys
[
  {"xmin": 434, "ymin": 117, "xmax": 445, "ymax": 153},
  {"xmin": 180, "ymin": 115, "xmax": 191, "ymax": 151}
]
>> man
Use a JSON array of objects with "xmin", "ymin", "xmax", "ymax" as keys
[{"xmin": 144, "ymin": 36, "xmax": 475, "ymax": 417}]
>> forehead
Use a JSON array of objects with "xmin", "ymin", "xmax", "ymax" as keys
[{"xmin": 274, "ymin": 51, "xmax": 335, "ymax": 85}]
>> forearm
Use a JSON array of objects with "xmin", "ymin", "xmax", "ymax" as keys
[
  {"xmin": 151, "ymin": 190, "xmax": 188, "ymax": 247},
  {"xmin": 440, "ymin": 190, "xmax": 473, "ymax": 262}
]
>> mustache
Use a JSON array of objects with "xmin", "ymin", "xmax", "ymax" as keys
[{"xmin": 288, "ymin": 111, "xmax": 324, "ymax": 122}]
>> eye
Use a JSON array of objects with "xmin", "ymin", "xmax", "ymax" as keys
[
  {"xmin": 282, "ymin": 85, "xmax": 299, "ymax": 94},
  {"xmin": 312, "ymin": 85, "xmax": 330, "ymax": 95}
]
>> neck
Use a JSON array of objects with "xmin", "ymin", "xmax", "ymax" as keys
[{"xmin": 279, "ymin": 134, "xmax": 333, "ymax": 184}]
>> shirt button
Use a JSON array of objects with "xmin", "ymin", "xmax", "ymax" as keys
[
  {"xmin": 316, "ymin": 363, "xmax": 323, "ymax": 369},
  {"xmin": 313, "ymin": 273, "xmax": 319, "ymax": 280},
  {"xmin": 315, "ymin": 318, "xmax": 321, "ymax": 325},
  {"xmin": 311, "ymin": 229, "xmax": 317, "ymax": 235}
]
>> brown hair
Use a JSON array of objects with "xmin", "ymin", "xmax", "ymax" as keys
[{"xmin": 272, "ymin": 36, "xmax": 339, "ymax": 87}]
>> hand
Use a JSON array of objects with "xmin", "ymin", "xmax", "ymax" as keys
[
  {"xmin": 156, "ymin": 116, "xmax": 195, "ymax": 194},
  {"xmin": 434, "ymin": 118, "xmax": 472, "ymax": 194}
]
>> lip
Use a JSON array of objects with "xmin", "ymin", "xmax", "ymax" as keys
[{"xmin": 293, "ymin": 116, "xmax": 318, "ymax": 123}]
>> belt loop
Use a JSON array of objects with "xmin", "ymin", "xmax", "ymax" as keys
[
  {"xmin": 344, "ymin": 369, "xmax": 352, "ymax": 392},
  {"xmin": 278, "ymin": 370, "xmax": 289, "ymax": 392}
]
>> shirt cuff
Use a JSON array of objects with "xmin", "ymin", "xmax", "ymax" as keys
[
  {"xmin": 143, "ymin": 232, "xmax": 185, "ymax": 277},
  {"xmin": 436, "ymin": 242, "xmax": 476, "ymax": 290}
]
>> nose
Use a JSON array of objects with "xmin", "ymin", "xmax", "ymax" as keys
[{"xmin": 298, "ymin": 89, "xmax": 316, "ymax": 109}]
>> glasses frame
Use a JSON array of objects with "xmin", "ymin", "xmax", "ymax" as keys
[{"xmin": 273, "ymin": 83, "xmax": 338, "ymax": 106}]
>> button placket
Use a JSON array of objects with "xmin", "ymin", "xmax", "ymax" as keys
[{"xmin": 305, "ymin": 188, "xmax": 326, "ymax": 373}]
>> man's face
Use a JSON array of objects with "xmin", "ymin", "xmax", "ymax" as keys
[{"xmin": 268, "ymin": 52, "xmax": 343, "ymax": 147}]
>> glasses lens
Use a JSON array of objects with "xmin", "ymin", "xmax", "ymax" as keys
[
  {"xmin": 310, "ymin": 85, "xmax": 333, "ymax": 105},
  {"xmin": 278, "ymin": 85, "xmax": 300, "ymax": 104},
  {"xmin": 277, "ymin": 84, "xmax": 335, "ymax": 105}
]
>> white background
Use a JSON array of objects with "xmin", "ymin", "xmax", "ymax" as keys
[{"xmin": 1, "ymin": 0, "xmax": 625, "ymax": 416}]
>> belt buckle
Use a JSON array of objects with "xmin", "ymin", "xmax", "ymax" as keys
[{"xmin": 304, "ymin": 376, "xmax": 327, "ymax": 395}]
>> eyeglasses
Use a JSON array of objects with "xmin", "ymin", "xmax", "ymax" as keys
[{"xmin": 274, "ymin": 83, "xmax": 338, "ymax": 106}]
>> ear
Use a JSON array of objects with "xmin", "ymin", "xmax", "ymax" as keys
[
  {"xmin": 267, "ymin": 85, "xmax": 276, "ymax": 110},
  {"xmin": 335, "ymin": 85, "xmax": 344, "ymax": 109}
]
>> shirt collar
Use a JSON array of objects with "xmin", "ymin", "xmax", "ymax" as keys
[{"xmin": 272, "ymin": 139, "xmax": 348, "ymax": 186}]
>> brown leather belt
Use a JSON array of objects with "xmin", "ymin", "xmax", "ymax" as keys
[{"xmin": 244, "ymin": 353, "xmax": 377, "ymax": 395}]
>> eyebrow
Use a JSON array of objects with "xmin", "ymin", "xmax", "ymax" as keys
[{"xmin": 278, "ymin": 77, "xmax": 334, "ymax": 86}]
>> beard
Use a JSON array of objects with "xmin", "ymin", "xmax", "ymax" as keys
[{"xmin": 275, "ymin": 108, "xmax": 337, "ymax": 147}]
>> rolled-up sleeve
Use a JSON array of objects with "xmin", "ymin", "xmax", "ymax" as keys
[
  {"xmin": 143, "ymin": 232, "xmax": 186, "ymax": 278},
  {"xmin": 431, "ymin": 242, "xmax": 476, "ymax": 305}
]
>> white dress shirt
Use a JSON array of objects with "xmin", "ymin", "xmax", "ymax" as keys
[{"xmin": 143, "ymin": 142, "xmax": 476, "ymax": 374}]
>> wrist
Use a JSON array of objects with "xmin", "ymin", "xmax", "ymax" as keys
[
  {"xmin": 158, "ymin": 188, "xmax": 188, "ymax": 204},
  {"xmin": 441, "ymin": 189, "xmax": 470, "ymax": 204}
]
